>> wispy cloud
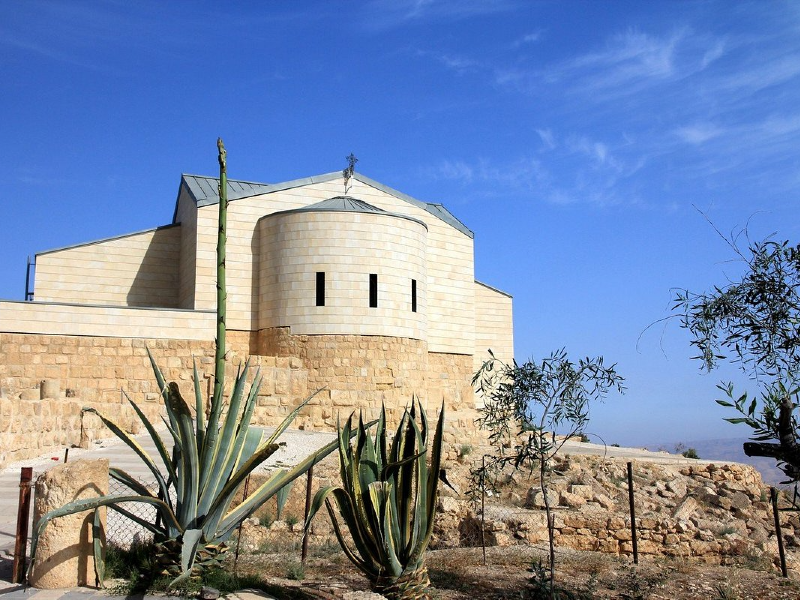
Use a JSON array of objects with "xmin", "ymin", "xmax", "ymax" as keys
[
  {"xmin": 416, "ymin": 49, "xmax": 481, "ymax": 74},
  {"xmin": 0, "ymin": 1, "xmax": 184, "ymax": 73},
  {"xmin": 513, "ymin": 30, "xmax": 544, "ymax": 47},
  {"xmin": 544, "ymin": 28, "xmax": 689, "ymax": 98},
  {"xmin": 425, "ymin": 130, "xmax": 649, "ymax": 208},
  {"xmin": 536, "ymin": 129, "xmax": 556, "ymax": 150},
  {"xmin": 488, "ymin": 16, "xmax": 800, "ymax": 210},
  {"xmin": 674, "ymin": 123, "xmax": 725, "ymax": 144},
  {"xmin": 361, "ymin": 0, "xmax": 516, "ymax": 30}
]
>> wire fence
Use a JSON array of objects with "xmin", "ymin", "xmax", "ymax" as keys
[
  {"xmin": 107, "ymin": 477, "xmax": 158, "ymax": 548},
  {"xmin": 100, "ymin": 457, "xmax": 800, "ymax": 578}
]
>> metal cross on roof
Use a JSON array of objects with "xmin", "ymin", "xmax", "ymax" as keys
[{"xmin": 343, "ymin": 153, "xmax": 358, "ymax": 195}]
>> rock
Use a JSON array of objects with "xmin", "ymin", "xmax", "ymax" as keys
[
  {"xmin": 673, "ymin": 496, "xmax": 698, "ymax": 520},
  {"xmin": 437, "ymin": 496, "xmax": 460, "ymax": 513},
  {"xmin": 29, "ymin": 459, "xmax": 109, "ymax": 589},
  {"xmin": 593, "ymin": 493, "xmax": 615, "ymax": 509},
  {"xmin": 675, "ymin": 519, "xmax": 693, "ymax": 534},
  {"xmin": 569, "ymin": 484, "xmax": 593, "ymax": 499},
  {"xmin": 40, "ymin": 379, "xmax": 60, "ymax": 399},
  {"xmin": 729, "ymin": 491, "xmax": 751, "ymax": 511},
  {"xmin": 199, "ymin": 586, "xmax": 220, "ymax": 600},
  {"xmin": 343, "ymin": 592, "xmax": 387, "ymax": 600},
  {"xmin": 666, "ymin": 478, "xmax": 687, "ymax": 497},
  {"xmin": 749, "ymin": 523, "xmax": 769, "ymax": 544},
  {"xmin": 525, "ymin": 488, "xmax": 558, "ymax": 509},
  {"xmin": 559, "ymin": 491, "xmax": 586, "ymax": 508}
]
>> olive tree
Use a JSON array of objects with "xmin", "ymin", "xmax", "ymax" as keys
[
  {"xmin": 674, "ymin": 236, "xmax": 800, "ymax": 481},
  {"xmin": 472, "ymin": 348, "xmax": 624, "ymax": 599}
]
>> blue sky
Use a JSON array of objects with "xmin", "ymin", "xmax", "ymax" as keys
[{"xmin": 2, "ymin": 0, "xmax": 799, "ymax": 447}]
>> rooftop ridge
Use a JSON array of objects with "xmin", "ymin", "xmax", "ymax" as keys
[{"xmin": 174, "ymin": 171, "xmax": 473, "ymax": 238}]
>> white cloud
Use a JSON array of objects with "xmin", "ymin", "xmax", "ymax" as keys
[
  {"xmin": 674, "ymin": 124, "xmax": 724, "ymax": 144},
  {"xmin": 424, "ymin": 136, "xmax": 650, "ymax": 209},
  {"xmin": 418, "ymin": 49, "xmax": 480, "ymax": 74},
  {"xmin": 434, "ymin": 160, "xmax": 475, "ymax": 183},
  {"xmin": 536, "ymin": 128, "xmax": 556, "ymax": 150},
  {"xmin": 700, "ymin": 40, "xmax": 726, "ymax": 69},
  {"xmin": 361, "ymin": 0, "xmax": 516, "ymax": 30},
  {"xmin": 716, "ymin": 54, "xmax": 800, "ymax": 94},
  {"xmin": 513, "ymin": 30, "xmax": 544, "ymax": 47}
]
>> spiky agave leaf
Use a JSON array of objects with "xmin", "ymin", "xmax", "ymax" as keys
[
  {"xmin": 28, "ymin": 493, "xmax": 183, "ymax": 579},
  {"xmin": 31, "ymin": 141, "xmax": 353, "ymax": 587},
  {"xmin": 306, "ymin": 399, "xmax": 446, "ymax": 597},
  {"xmin": 81, "ymin": 406, "xmax": 174, "ymax": 513}
]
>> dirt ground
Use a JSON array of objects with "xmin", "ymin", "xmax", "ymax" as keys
[{"xmin": 236, "ymin": 543, "xmax": 800, "ymax": 600}]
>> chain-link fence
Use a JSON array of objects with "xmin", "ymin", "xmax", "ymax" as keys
[
  {"xmin": 107, "ymin": 477, "xmax": 158, "ymax": 548},
  {"xmin": 100, "ymin": 454, "xmax": 800, "ymax": 577}
]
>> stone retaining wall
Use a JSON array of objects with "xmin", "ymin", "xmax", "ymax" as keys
[
  {"xmin": 256, "ymin": 327, "xmax": 480, "ymax": 450},
  {"xmin": 435, "ymin": 453, "xmax": 798, "ymax": 568},
  {"xmin": 0, "ymin": 329, "xmax": 481, "ymax": 468}
]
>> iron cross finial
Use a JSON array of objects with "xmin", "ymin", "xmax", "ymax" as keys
[{"xmin": 343, "ymin": 153, "xmax": 358, "ymax": 195}]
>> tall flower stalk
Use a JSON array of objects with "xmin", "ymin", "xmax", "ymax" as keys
[{"xmin": 29, "ymin": 140, "xmax": 341, "ymax": 585}]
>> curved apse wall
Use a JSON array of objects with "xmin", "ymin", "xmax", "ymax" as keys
[{"xmin": 256, "ymin": 206, "xmax": 427, "ymax": 339}]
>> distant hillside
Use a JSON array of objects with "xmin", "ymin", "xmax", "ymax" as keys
[{"xmin": 648, "ymin": 438, "xmax": 789, "ymax": 486}]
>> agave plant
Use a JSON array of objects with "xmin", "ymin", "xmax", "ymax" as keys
[
  {"xmin": 307, "ymin": 400, "xmax": 445, "ymax": 600},
  {"xmin": 29, "ymin": 139, "xmax": 342, "ymax": 584}
]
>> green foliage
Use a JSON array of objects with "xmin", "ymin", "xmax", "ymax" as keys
[
  {"xmin": 29, "ymin": 140, "xmax": 342, "ymax": 585},
  {"xmin": 617, "ymin": 565, "xmax": 667, "ymax": 600},
  {"xmin": 306, "ymin": 400, "xmax": 445, "ymax": 599},
  {"xmin": 284, "ymin": 514, "xmax": 300, "ymax": 529},
  {"xmin": 104, "ymin": 541, "xmax": 274, "ymax": 597},
  {"xmin": 471, "ymin": 348, "xmax": 624, "ymax": 493},
  {"xmin": 258, "ymin": 509, "xmax": 275, "ymax": 528},
  {"xmin": 527, "ymin": 558, "xmax": 586, "ymax": 600},
  {"xmin": 285, "ymin": 561, "xmax": 305, "ymax": 581},
  {"xmin": 674, "ymin": 235, "xmax": 800, "ymax": 481},
  {"xmin": 472, "ymin": 348, "xmax": 623, "ymax": 600},
  {"xmin": 674, "ymin": 443, "xmax": 700, "ymax": 459}
]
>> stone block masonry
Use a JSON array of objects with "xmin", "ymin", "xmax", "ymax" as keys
[
  {"xmin": 0, "ymin": 332, "xmax": 305, "ymax": 469},
  {"xmin": 0, "ymin": 329, "xmax": 481, "ymax": 469},
  {"xmin": 255, "ymin": 327, "xmax": 480, "ymax": 451}
]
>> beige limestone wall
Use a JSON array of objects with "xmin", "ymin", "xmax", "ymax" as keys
[
  {"xmin": 344, "ymin": 179, "xmax": 475, "ymax": 355},
  {"xmin": 0, "ymin": 395, "xmax": 110, "ymax": 468},
  {"xmin": 256, "ymin": 210, "xmax": 427, "ymax": 338},
  {"xmin": 0, "ymin": 301, "xmax": 215, "ymax": 340},
  {"xmin": 175, "ymin": 189, "xmax": 198, "ymax": 309},
  {"xmin": 0, "ymin": 331, "xmax": 304, "ymax": 469},
  {"xmin": 0, "ymin": 333, "xmax": 216, "ymax": 406},
  {"xmin": 473, "ymin": 280, "xmax": 514, "ymax": 373},
  {"xmin": 190, "ymin": 177, "xmax": 476, "ymax": 354},
  {"xmin": 255, "ymin": 328, "xmax": 479, "ymax": 444},
  {"xmin": 34, "ymin": 226, "xmax": 182, "ymax": 308}
]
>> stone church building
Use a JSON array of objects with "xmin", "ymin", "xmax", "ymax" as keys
[{"xmin": 0, "ymin": 169, "xmax": 513, "ymax": 465}]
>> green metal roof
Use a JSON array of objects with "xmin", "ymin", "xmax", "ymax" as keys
[
  {"xmin": 176, "ymin": 171, "xmax": 473, "ymax": 238},
  {"xmin": 266, "ymin": 196, "xmax": 428, "ymax": 229}
]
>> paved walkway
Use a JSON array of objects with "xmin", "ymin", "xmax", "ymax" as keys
[
  {"xmin": 0, "ymin": 584, "xmax": 276, "ymax": 600},
  {"xmin": 0, "ymin": 426, "xmax": 335, "ymax": 598}
]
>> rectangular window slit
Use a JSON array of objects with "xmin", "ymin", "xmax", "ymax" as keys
[
  {"xmin": 369, "ymin": 273, "xmax": 378, "ymax": 308},
  {"xmin": 411, "ymin": 279, "xmax": 417, "ymax": 312},
  {"xmin": 316, "ymin": 272, "xmax": 325, "ymax": 307}
]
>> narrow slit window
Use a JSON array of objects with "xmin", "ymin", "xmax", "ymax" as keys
[
  {"xmin": 316, "ymin": 272, "xmax": 325, "ymax": 306},
  {"xmin": 411, "ymin": 279, "xmax": 417, "ymax": 312},
  {"xmin": 369, "ymin": 273, "xmax": 378, "ymax": 308}
]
